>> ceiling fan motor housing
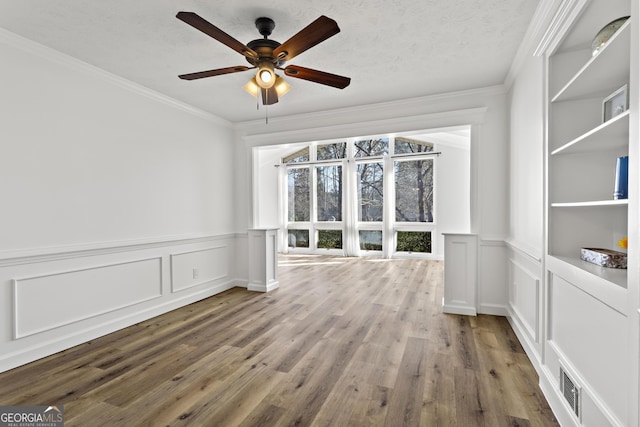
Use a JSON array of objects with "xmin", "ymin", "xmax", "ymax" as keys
[
  {"xmin": 255, "ymin": 17, "xmax": 275, "ymax": 37},
  {"xmin": 246, "ymin": 18, "xmax": 285, "ymax": 67}
]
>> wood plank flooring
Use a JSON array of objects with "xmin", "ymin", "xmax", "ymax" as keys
[{"xmin": 0, "ymin": 255, "xmax": 559, "ymax": 426}]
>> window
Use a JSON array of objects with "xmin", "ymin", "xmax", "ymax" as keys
[
  {"xmin": 284, "ymin": 147, "xmax": 309, "ymax": 164},
  {"xmin": 396, "ymin": 231, "xmax": 432, "ymax": 253},
  {"xmin": 288, "ymin": 229, "xmax": 309, "ymax": 248},
  {"xmin": 316, "ymin": 165, "xmax": 342, "ymax": 221},
  {"xmin": 395, "ymin": 158, "xmax": 434, "ymax": 223},
  {"xmin": 317, "ymin": 142, "xmax": 347, "ymax": 160},
  {"xmin": 282, "ymin": 133, "xmax": 442, "ymax": 257},
  {"xmin": 288, "ymin": 168, "xmax": 310, "ymax": 222},
  {"xmin": 318, "ymin": 230, "xmax": 342, "ymax": 249},
  {"xmin": 357, "ymin": 162, "xmax": 384, "ymax": 222},
  {"xmin": 394, "ymin": 137, "xmax": 434, "ymax": 154},
  {"xmin": 359, "ymin": 230, "xmax": 382, "ymax": 251},
  {"xmin": 354, "ymin": 138, "xmax": 388, "ymax": 158}
]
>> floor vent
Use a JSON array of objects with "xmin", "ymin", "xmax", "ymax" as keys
[{"xmin": 560, "ymin": 365, "xmax": 581, "ymax": 420}]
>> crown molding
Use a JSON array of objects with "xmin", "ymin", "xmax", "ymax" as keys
[
  {"xmin": 0, "ymin": 27, "xmax": 231, "ymax": 128},
  {"xmin": 504, "ymin": 0, "xmax": 564, "ymax": 88},
  {"xmin": 533, "ymin": 0, "xmax": 589, "ymax": 56}
]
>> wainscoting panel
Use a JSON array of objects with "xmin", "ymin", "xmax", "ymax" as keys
[
  {"xmin": 443, "ymin": 234, "xmax": 477, "ymax": 315},
  {"xmin": 248, "ymin": 229, "xmax": 279, "ymax": 292},
  {"xmin": 509, "ymin": 258, "xmax": 540, "ymax": 343},
  {"xmin": 547, "ymin": 273, "xmax": 629, "ymax": 425},
  {"xmin": 170, "ymin": 245, "xmax": 229, "ymax": 292},
  {"xmin": 0, "ymin": 234, "xmax": 242, "ymax": 373},
  {"xmin": 504, "ymin": 242, "xmax": 544, "ymax": 367},
  {"xmin": 477, "ymin": 239, "xmax": 508, "ymax": 315},
  {"xmin": 13, "ymin": 257, "xmax": 162, "ymax": 339}
]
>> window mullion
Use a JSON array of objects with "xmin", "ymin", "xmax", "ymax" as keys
[
  {"xmin": 344, "ymin": 158, "xmax": 359, "ymax": 256},
  {"xmin": 311, "ymin": 165, "xmax": 318, "ymax": 250},
  {"xmin": 310, "ymin": 141, "xmax": 317, "ymax": 251},
  {"xmin": 383, "ymin": 155, "xmax": 394, "ymax": 258},
  {"xmin": 278, "ymin": 165, "xmax": 287, "ymax": 253}
]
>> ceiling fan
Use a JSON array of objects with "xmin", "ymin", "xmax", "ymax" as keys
[{"xmin": 176, "ymin": 12, "xmax": 351, "ymax": 106}]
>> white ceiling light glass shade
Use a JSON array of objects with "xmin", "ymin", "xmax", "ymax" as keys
[
  {"xmin": 259, "ymin": 69, "xmax": 273, "ymax": 84},
  {"xmin": 243, "ymin": 77, "xmax": 260, "ymax": 97},
  {"xmin": 256, "ymin": 62, "xmax": 275, "ymax": 88},
  {"xmin": 243, "ymin": 74, "xmax": 291, "ymax": 98},
  {"xmin": 273, "ymin": 75, "xmax": 291, "ymax": 96}
]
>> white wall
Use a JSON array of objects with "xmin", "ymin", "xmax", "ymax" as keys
[
  {"xmin": 253, "ymin": 145, "xmax": 288, "ymax": 229},
  {"xmin": 0, "ymin": 33, "xmax": 235, "ymax": 251},
  {"xmin": 509, "ymin": 55, "xmax": 545, "ymax": 258},
  {"xmin": 436, "ymin": 142, "xmax": 471, "ymax": 256},
  {"xmin": 506, "ymin": 53, "xmax": 546, "ymax": 363},
  {"xmin": 0, "ymin": 31, "xmax": 242, "ymax": 372}
]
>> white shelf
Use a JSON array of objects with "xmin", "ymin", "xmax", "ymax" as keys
[
  {"xmin": 551, "ymin": 199, "xmax": 628, "ymax": 207},
  {"xmin": 547, "ymin": 255, "xmax": 628, "ymax": 314},
  {"xmin": 551, "ymin": 111, "xmax": 629, "ymax": 155},
  {"xmin": 551, "ymin": 255, "xmax": 627, "ymax": 295},
  {"xmin": 551, "ymin": 19, "xmax": 631, "ymax": 103}
]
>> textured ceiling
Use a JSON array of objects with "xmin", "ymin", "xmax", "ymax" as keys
[{"xmin": 0, "ymin": 0, "xmax": 540, "ymax": 123}]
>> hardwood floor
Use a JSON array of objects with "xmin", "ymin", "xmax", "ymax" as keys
[{"xmin": 0, "ymin": 255, "xmax": 559, "ymax": 426}]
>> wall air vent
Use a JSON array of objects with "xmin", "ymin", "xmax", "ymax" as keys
[{"xmin": 559, "ymin": 365, "xmax": 581, "ymax": 420}]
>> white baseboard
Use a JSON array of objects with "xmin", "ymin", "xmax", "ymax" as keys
[
  {"xmin": 442, "ymin": 304, "xmax": 477, "ymax": 316},
  {"xmin": 506, "ymin": 309, "xmax": 542, "ymax": 375},
  {"xmin": 478, "ymin": 303, "xmax": 508, "ymax": 316},
  {"xmin": 247, "ymin": 281, "xmax": 280, "ymax": 293}
]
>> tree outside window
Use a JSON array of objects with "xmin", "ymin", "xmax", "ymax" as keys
[
  {"xmin": 357, "ymin": 162, "xmax": 383, "ymax": 222},
  {"xmin": 395, "ymin": 158, "xmax": 434, "ymax": 223},
  {"xmin": 316, "ymin": 165, "xmax": 342, "ymax": 221},
  {"xmin": 354, "ymin": 138, "xmax": 388, "ymax": 158},
  {"xmin": 288, "ymin": 168, "xmax": 310, "ymax": 222}
]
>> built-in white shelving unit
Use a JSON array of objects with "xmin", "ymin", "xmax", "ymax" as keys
[
  {"xmin": 541, "ymin": 1, "xmax": 639, "ymax": 425},
  {"xmin": 548, "ymin": 9, "xmax": 631, "ymax": 286}
]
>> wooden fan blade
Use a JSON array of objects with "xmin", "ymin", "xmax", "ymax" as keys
[
  {"xmin": 176, "ymin": 12, "xmax": 257, "ymax": 59},
  {"xmin": 179, "ymin": 66, "xmax": 252, "ymax": 80},
  {"xmin": 284, "ymin": 65, "xmax": 350, "ymax": 89},
  {"xmin": 261, "ymin": 87, "xmax": 279, "ymax": 105},
  {"xmin": 272, "ymin": 16, "xmax": 340, "ymax": 62}
]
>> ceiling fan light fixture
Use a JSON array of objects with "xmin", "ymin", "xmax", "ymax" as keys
[
  {"xmin": 259, "ymin": 69, "xmax": 273, "ymax": 84},
  {"xmin": 176, "ymin": 12, "xmax": 350, "ymax": 109},
  {"xmin": 256, "ymin": 62, "xmax": 275, "ymax": 88},
  {"xmin": 243, "ymin": 74, "xmax": 291, "ymax": 99}
]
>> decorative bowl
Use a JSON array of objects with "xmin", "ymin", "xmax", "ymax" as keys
[{"xmin": 592, "ymin": 16, "xmax": 630, "ymax": 56}]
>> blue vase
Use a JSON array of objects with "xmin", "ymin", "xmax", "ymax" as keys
[{"xmin": 614, "ymin": 156, "xmax": 628, "ymax": 200}]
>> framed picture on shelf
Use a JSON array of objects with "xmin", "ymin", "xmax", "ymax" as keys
[{"xmin": 602, "ymin": 84, "xmax": 628, "ymax": 122}]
